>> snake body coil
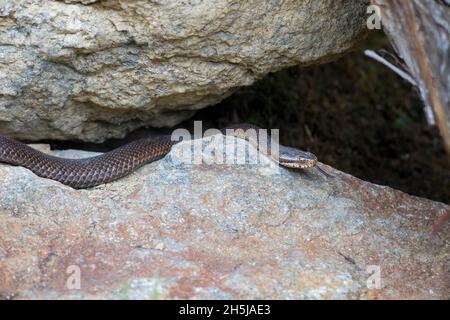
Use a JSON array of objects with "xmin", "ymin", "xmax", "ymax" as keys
[{"xmin": 0, "ymin": 124, "xmax": 319, "ymax": 189}]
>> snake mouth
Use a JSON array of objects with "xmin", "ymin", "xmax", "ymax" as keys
[
  {"xmin": 279, "ymin": 158, "xmax": 318, "ymax": 169},
  {"xmin": 277, "ymin": 147, "xmax": 318, "ymax": 169}
]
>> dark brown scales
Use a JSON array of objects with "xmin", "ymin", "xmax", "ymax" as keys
[{"xmin": 0, "ymin": 135, "xmax": 174, "ymax": 189}]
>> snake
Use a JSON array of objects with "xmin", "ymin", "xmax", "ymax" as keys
[{"xmin": 0, "ymin": 124, "xmax": 321, "ymax": 189}]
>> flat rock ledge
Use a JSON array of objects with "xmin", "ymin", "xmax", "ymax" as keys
[{"xmin": 0, "ymin": 135, "xmax": 448, "ymax": 299}]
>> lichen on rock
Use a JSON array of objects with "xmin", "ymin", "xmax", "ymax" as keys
[{"xmin": 0, "ymin": 135, "xmax": 448, "ymax": 299}]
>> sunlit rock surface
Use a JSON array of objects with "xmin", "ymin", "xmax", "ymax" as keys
[
  {"xmin": 0, "ymin": 0, "xmax": 368, "ymax": 142},
  {"xmin": 0, "ymin": 135, "xmax": 448, "ymax": 299}
]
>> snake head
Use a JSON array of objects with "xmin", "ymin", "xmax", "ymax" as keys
[{"xmin": 276, "ymin": 146, "xmax": 318, "ymax": 169}]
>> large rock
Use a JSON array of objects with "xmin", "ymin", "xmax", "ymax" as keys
[
  {"xmin": 0, "ymin": 0, "xmax": 368, "ymax": 142},
  {"xmin": 0, "ymin": 135, "xmax": 448, "ymax": 299}
]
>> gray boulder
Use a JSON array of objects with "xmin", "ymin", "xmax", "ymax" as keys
[{"xmin": 0, "ymin": 0, "xmax": 368, "ymax": 142}]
